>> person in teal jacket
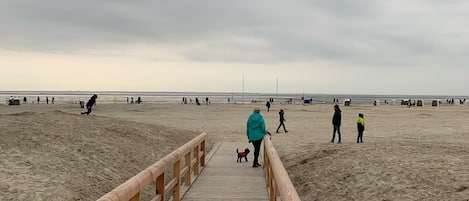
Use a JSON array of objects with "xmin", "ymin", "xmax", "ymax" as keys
[{"xmin": 246, "ymin": 108, "xmax": 266, "ymax": 168}]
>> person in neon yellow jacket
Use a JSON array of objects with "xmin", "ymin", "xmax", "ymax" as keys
[
  {"xmin": 357, "ymin": 113, "xmax": 365, "ymax": 143},
  {"xmin": 247, "ymin": 108, "xmax": 266, "ymax": 168}
]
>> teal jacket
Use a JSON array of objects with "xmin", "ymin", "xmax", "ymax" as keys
[{"xmin": 246, "ymin": 112, "xmax": 266, "ymax": 141}]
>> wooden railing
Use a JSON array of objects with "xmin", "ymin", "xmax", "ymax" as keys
[
  {"xmin": 97, "ymin": 132, "xmax": 207, "ymax": 201},
  {"xmin": 263, "ymin": 135, "xmax": 301, "ymax": 201}
]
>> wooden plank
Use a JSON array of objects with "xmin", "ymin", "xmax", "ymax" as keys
[{"xmin": 182, "ymin": 142, "xmax": 269, "ymax": 201}]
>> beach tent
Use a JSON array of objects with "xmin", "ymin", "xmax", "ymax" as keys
[
  {"xmin": 417, "ymin": 100, "xmax": 424, "ymax": 107},
  {"xmin": 432, "ymin": 100, "xmax": 439, "ymax": 107},
  {"xmin": 303, "ymin": 99, "xmax": 312, "ymax": 105},
  {"xmin": 344, "ymin": 99, "xmax": 351, "ymax": 106}
]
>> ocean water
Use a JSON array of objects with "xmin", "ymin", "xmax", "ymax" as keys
[{"xmin": 1, "ymin": 91, "xmax": 468, "ymax": 105}]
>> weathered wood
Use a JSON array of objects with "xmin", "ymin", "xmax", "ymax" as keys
[
  {"xmin": 96, "ymin": 132, "xmax": 207, "ymax": 201},
  {"xmin": 156, "ymin": 173, "xmax": 165, "ymax": 201},
  {"xmin": 182, "ymin": 142, "xmax": 269, "ymax": 201},
  {"xmin": 184, "ymin": 153, "xmax": 191, "ymax": 186},
  {"xmin": 263, "ymin": 136, "xmax": 301, "ymax": 201},
  {"xmin": 173, "ymin": 160, "xmax": 181, "ymax": 201},
  {"xmin": 95, "ymin": 132, "xmax": 301, "ymax": 201},
  {"xmin": 193, "ymin": 145, "xmax": 199, "ymax": 176}
]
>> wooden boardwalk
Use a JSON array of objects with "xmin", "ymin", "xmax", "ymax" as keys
[{"xmin": 182, "ymin": 142, "xmax": 269, "ymax": 201}]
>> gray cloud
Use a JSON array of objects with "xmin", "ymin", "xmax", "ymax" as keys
[{"xmin": 1, "ymin": 0, "xmax": 469, "ymax": 68}]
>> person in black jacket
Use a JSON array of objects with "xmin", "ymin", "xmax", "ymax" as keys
[
  {"xmin": 266, "ymin": 101, "xmax": 271, "ymax": 112},
  {"xmin": 276, "ymin": 109, "xmax": 288, "ymax": 133},
  {"xmin": 81, "ymin": 94, "xmax": 98, "ymax": 115},
  {"xmin": 331, "ymin": 104, "xmax": 342, "ymax": 143}
]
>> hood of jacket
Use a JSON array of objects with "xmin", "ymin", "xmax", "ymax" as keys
[
  {"xmin": 247, "ymin": 112, "xmax": 266, "ymax": 141},
  {"xmin": 248, "ymin": 113, "xmax": 263, "ymax": 128}
]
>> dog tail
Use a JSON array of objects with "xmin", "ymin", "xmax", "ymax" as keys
[{"xmin": 236, "ymin": 148, "xmax": 239, "ymax": 153}]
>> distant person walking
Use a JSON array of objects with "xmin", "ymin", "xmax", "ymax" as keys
[
  {"xmin": 266, "ymin": 101, "xmax": 271, "ymax": 112},
  {"xmin": 246, "ymin": 108, "xmax": 267, "ymax": 168},
  {"xmin": 276, "ymin": 109, "xmax": 288, "ymax": 133},
  {"xmin": 37, "ymin": 96, "xmax": 40, "ymax": 104},
  {"xmin": 23, "ymin": 97, "xmax": 27, "ymax": 104},
  {"xmin": 357, "ymin": 113, "xmax": 365, "ymax": 143},
  {"xmin": 81, "ymin": 94, "xmax": 98, "ymax": 115},
  {"xmin": 331, "ymin": 104, "xmax": 342, "ymax": 144}
]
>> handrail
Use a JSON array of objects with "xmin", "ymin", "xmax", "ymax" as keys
[
  {"xmin": 263, "ymin": 135, "xmax": 301, "ymax": 201},
  {"xmin": 97, "ymin": 132, "xmax": 207, "ymax": 201}
]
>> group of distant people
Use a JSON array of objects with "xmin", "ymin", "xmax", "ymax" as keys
[
  {"xmin": 126, "ymin": 97, "xmax": 142, "ymax": 104},
  {"xmin": 19, "ymin": 96, "xmax": 55, "ymax": 104},
  {"xmin": 246, "ymin": 103, "xmax": 365, "ymax": 168},
  {"xmin": 182, "ymin": 97, "xmax": 210, "ymax": 105}
]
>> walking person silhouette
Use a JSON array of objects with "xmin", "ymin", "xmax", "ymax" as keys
[
  {"xmin": 81, "ymin": 94, "xmax": 98, "ymax": 115},
  {"xmin": 276, "ymin": 109, "xmax": 288, "ymax": 133}
]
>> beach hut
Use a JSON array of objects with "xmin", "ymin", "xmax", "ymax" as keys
[
  {"xmin": 417, "ymin": 100, "xmax": 424, "ymax": 107},
  {"xmin": 432, "ymin": 99, "xmax": 439, "ymax": 107},
  {"xmin": 344, "ymin": 99, "xmax": 351, "ymax": 106}
]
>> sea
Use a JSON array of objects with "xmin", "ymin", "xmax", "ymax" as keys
[{"xmin": 2, "ymin": 91, "xmax": 468, "ymax": 105}]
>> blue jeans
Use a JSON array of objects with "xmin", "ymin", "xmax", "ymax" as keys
[{"xmin": 331, "ymin": 125, "xmax": 341, "ymax": 143}]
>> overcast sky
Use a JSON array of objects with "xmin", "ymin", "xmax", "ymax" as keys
[{"xmin": 1, "ymin": 0, "xmax": 469, "ymax": 95}]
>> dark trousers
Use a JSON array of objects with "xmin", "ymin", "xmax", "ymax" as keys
[
  {"xmin": 252, "ymin": 140, "xmax": 262, "ymax": 165},
  {"xmin": 357, "ymin": 131, "xmax": 363, "ymax": 143},
  {"xmin": 276, "ymin": 121, "xmax": 287, "ymax": 132},
  {"xmin": 331, "ymin": 125, "xmax": 341, "ymax": 143},
  {"xmin": 81, "ymin": 106, "xmax": 93, "ymax": 115}
]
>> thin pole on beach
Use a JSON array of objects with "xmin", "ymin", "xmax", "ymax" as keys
[
  {"xmin": 243, "ymin": 75, "xmax": 245, "ymax": 102},
  {"xmin": 276, "ymin": 76, "xmax": 279, "ymax": 98}
]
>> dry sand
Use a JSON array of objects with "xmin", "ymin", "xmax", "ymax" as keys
[{"xmin": 1, "ymin": 102, "xmax": 468, "ymax": 200}]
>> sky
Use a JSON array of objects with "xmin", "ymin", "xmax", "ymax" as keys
[{"xmin": 1, "ymin": 0, "xmax": 469, "ymax": 95}]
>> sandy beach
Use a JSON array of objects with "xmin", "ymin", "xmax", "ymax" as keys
[{"xmin": 1, "ymin": 102, "xmax": 468, "ymax": 200}]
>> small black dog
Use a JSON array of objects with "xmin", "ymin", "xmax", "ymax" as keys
[{"xmin": 236, "ymin": 148, "xmax": 250, "ymax": 162}]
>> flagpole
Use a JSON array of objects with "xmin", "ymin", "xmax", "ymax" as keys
[
  {"xmin": 243, "ymin": 75, "xmax": 245, "ymax": 102},
  {"xmin": 276, "ymin": 76, "xmax": 279, "ymax": 97}
]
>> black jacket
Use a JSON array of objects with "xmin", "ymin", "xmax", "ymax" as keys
[
  {"xmin": 357, "ymin": 122, "xmax": 365, "ymax": 132},
  {"xmin": 279, "ymin": 111, "xmax": 285, "ymax": 121},
  {"xmin": 86, "ymin": 95, "xmax": 97, "ymax": 107},
  {"xmin": 332, "ymin": 108, "xmax": 341, "ymax": 126}
]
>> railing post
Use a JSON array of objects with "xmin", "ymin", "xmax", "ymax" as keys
[
  {"xmin": 173, "ymin": 160, "xmax": 181, "ymax": 201},
  {"xmin": 185, "ymin": 153, "xmax": 191, "ymax": 186},
  {"xmin": 194, "ymin": 145, "xmax": 200, "ymax": 175},
  {"xmin": 200, "ymin": 140, "xmax": 206, "ymax": 166},
  {"xmin": 270, "ymin": 170, "xmax": 275, "ymax": 201},
  {"xmin": 156, "ymin": 173, "xmax": 165, "ymax": 201}
]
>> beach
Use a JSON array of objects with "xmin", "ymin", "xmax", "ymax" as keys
[{"xmin": 1, "ymin": 102, "xmax": 468, "ymax": 200}]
